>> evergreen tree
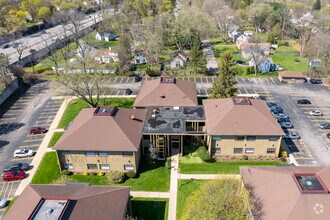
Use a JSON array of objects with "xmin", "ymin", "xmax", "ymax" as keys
[
  {"xmin": 189, "ymin": 33, "xmax": 206, "ymax": 74},
  {"xmin": 313, "ymin": 0, "xmax": 321, "ymax": 10},
  {"xmin": 209, "ymin": 51, "xmax": 238, "ymax": 98}
]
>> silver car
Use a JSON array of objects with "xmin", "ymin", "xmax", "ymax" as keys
[
  {"xmin": 0, "ymin": 198, "xmax": 8, "ymax": 208},
  {"xmin": 309, "ymin": 110, "xmax": 323, "ymax": 116},
  {"xmin": 284, "ymin": 132, "xmax": 300, "ymax": 139}
]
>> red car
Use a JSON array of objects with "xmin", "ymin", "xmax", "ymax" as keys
[
  {"xmin": 29, "ymin": 127, "xmax": 47, "ymax": 134},
  {"xmin": 3, "ymin": 171, "xmax": 25, "ymax": 181}
]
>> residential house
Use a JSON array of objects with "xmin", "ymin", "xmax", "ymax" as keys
[
  {"xmin": 203, "ymin": 97, "xmax": 284, "ymax": 157},
  {"xmin": 243, "ymin": 30, "xmax": 253, "ymax": 36},
  {"xmin": 249, "ymin": 57, "xmax": 277, "ymax": 73},
  {"xmin": 133, "ymin": 50, "xmax": 147, "ymax": 64},
  {"xmin": 4, "ymin": 185, "xmax": 131, "ymax": 220},
  {"xmin": 236, "ymin": 36, "xmax": 249, "ymax": 50},
  {"xmin": 241, "ymin": 43, "xmax": 272, "ymax": 59},
  {"xmin": 170, "ymin": 51, "xmax": 188, "ymax": 69},
  {"xmin": 95, "ymin": 31, "xmax": 117, "ymax": 41},
  {"xmin": 95, "ymin": 47, "xmax": 119, "ymax": 64},
  {"xmin": 278, "ymin": 71, "xmax": 307, "ymax": 83},
  {"xmin": 309, "ymin": 59, "xmax": 321, "ymax": 67},
  {"xmin": 240, "ymin": 166, "xmax": 330, "ymax": 220},
  {"xmin": 54, "ymin": 106, "xmax": 147, "ymax": 173},
  {"xmin": 77, "ymin": 42, "xmax": 97, "ymax": 59}
]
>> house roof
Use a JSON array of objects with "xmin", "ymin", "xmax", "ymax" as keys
[
  {"xmin": 97, "ymin": 31, "xmax": 117, "ymax": 38},
  {"xmin": 4, "ymin": 185, "xmax": 130, "ymax": 220},
  {"xmin": 173, "ymin": 51, "xmax": 187, "ymax": 62},
  {"xmin": 279, "ymin": 71, "xmax": 306, "ymax": 79},
  {"xmin": 241, "ymin": 43, "xmax": 272, "ymax": 52},
  {"xmin": 54, "ymin": 107, "xmax": 147, "ymax": 151},
  {"xmin": 203, "ymin": 97, "xmax": 284, "ymax": 135},
  {"xmin": 240, "ymin": 166, "xmax": 330, "ymax": 220},
  {"xmin": 134, "ymin": 77, "xmax": 198, "ymax": 108}
]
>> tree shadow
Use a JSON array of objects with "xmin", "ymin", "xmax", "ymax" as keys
[
  {"xmin": 245, "ymin": 183, "xmax": 265, "ymax": 220},
  {"xmin": 131, "ymin": 199, "xmax": 167, "ymax": 220},
  {"xmin": 0, "ymin": 140, "xmax": 9, "ymax": 150},
  {"xmin": 0, "ymin": 123, "xmax": 25, "ymax": 135},
  {"xmin": 133, "ymin": 157, "xmax": 168, "ymax": 178}
]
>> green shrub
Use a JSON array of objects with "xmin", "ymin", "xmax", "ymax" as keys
[
  {"xmin": 146, "ymin": 67, "xmax": 160, "ymax": 77},
  {"xmin": 283, "ymin": 41, "xmax": 289, "ymax": 46},
  {"xmin": 90, "ymin": 172, "xmax": 98, "ymax": 176},
  {"xmin": 243, "ymin": 155, "xmax": 249, "ymax": 160},
  {"xmin": 196, "ymin": 146, "xmax": 211, "ymax": 162},
  {"xmin": 83, "ymin": 171, "xmax": 89, "ymax": 176},
  {"xmin": 281, "ymin": 151, "xmax": 288, "ymax": 158},
  {"xmin": 62, "ymin": 169, "xmax": 72, "ymax": 175},
  {"xmin": 98, "ymin": 171, "xmax": 105, "ymax": 176},
  {"xmin": 125, "ymin": 171, "xmax": 136, "ymax": 178},
  {"xmin": 294, "ymin": 58, "xmax": 300, "ymax": 62},
  {"xmin": 107, "ymin": 171, "xmax": 126, "ymax": 184}
]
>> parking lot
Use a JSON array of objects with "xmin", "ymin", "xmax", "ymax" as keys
[{"xmin": 0, "ymin": 81, "xmax": 61, "ymax": 217}]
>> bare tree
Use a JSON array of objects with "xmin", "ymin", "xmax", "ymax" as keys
[
  {"xmin": 58, "ymin": 74, "xmax": 101, "ymax": 107},
  {"xmin": 0, "ymin": 53, "xmax": 10, "ymax": 85},
  {"xmin": 213, "ymin": 6, "xmax": 240, "ymax": 42},
  {"xmin": 41, "ymin": 35, "xmax": 61, "ymax": 74},
  {"xmin": 243, "ymin": 37, "xmax": 266, "ymax": 75},
  {"xmin": 294, "ymin": 16, "xmax": 315, "ymax": 57},
  {"xmin": 13, "ymin": 39, "xmax": 28, "ymax": 66}
]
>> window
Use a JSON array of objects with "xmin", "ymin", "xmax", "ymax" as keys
[
  {"xmin": 267, "ymin": 148, "xmax": 276, "ymax": 153},
  {"xmin": 85, "ymin": 151, "xmax": 96, "ymax": 156},
  {"xmin": 99, "ymin": 164, "xmax": 110, "ymax": 170},
  {"xmin": 124, "ymin": 164, "xmax": 134, "ymax": 171},
  {"xmin": 236, "ymin": 136, "xmax": 245, "ymax": 141},
  {"xmin": 234, "ymin": 148, "xmax": 243, "ymax": 154},
  {"xmin": 64, "ymin": 163, "xmax": 73, "ymax": 170},
  {"xmin": 98, "ymin": 151, "xmax": 108, "ymax": 157},
  {"xmin": 87, "ymin": 164, "xmax": 97, "ymax": 169},
  {"xmin": 215, "ymin": 148, "xmax": 221, "ymax": 154},
  {"xmin": 247, "ymin": 136, "xmax": 256, "ymax": 141},
  {"xmin": 61, "ymin": 150, "xmax": 70, "ymax": 156},
  {"xmin": 269, "ymin": 136, "xmax": 279, "ymax": 141},
  {"xmin": 245, "ymin": 148, "xmax": 254, "ymax": 154},
  {"xmin": 212, "ymin": 135, "xmax": 221, "ymax": 141},
  {"xmin": 122, "ymin": 151, "xmax": 133, "ymax": 156},
  {"xmin": 176, "ymin": 60, "xmax": 180, "ymax": 67}
]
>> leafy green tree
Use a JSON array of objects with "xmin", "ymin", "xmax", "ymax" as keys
[
  {"xmin": 182, "ymin": 179, "xmax": 250, "ymax": 220},
  {"xmin": 21, "ymin": 0, "xmax": 41, "ymax": 21},
  {"xmin": 117, "ymin": 33, "xmax": 132, "ymax": 75},
  {"xmin": 209, "ymin": 51, "xmax": 237, "ymax": 98},
  {"xmin": 37, "ymin": 7, "xmax": 52, "ymax": 22},
  {"xmin": 313, "ymin": 0, "xmax": 321, "ymax": 11},
  {"xmin": 189, "ymin": 33, "xmax": 206, "ymax": 73}
]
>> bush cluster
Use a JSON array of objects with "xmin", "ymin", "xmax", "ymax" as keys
[{"xmin": 107, "ymin": 171, "xmax": 126, "ymax": 184}]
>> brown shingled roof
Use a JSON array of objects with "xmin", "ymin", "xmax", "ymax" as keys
[
  {"xmin": 54, "ymin": 107, "xmax": 147, "ymax": 151},
  {"xmin": 133, "ymin": 78, "xmax": 198, "ymax": 107},
  {"xmin": 4, "ymin": 185, "xmax": 130, "ymax": 220},
  {"xmin": 279, "ymin": 71, "xmax": 306, "ymax": 79},
  {"xmin": 240, "ymin": 166, "xmax": 330, "ymax": 220},
  {"xmin": 203, "ymin": 98, "xmax": 284, "ymax": 135}
]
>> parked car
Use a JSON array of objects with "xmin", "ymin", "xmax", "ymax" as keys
[
  {"xmin": 283, "ymin": 132, "xmax": 300, "ymax": 139},
  {"xmin": 320, "ymin": 123, "xmax": 330, "ymax": 129},
  {"xmin": 2, "ymin": 171, "xmax": 25, "ymax": 181},
  {"xmin": 29, "ymin": 127, "xmax": 47, "ymax": 134},
  {"xmin": 309, "ymin": 110, "xmax": 323, "ymax": 116},
  {"xmin": 267, "ymin": 102, "xmax": 278, "ymax": 108},
  {"xmin": 125, "ymin": 88, "xmax": 132, "ymax": 95},
  {"xmin": 134, "ymin": 74, "xmax": 141, "ymax": 82},
  {"xmin": 1, "ymin": 44, "xmax": 9, "ymax": 49},
  {"xmin": 29, "ymin": 48, "xmax": 36, "ymax": 53},
  {"xmin": 3, "ymin": 162, "xmax": 29, "ymax": 172},
  {"xmin": 277, "ymin": 117, "xmax": 290, "ymax": 123},
  {"xmin": 310, "ymin": 78, "xmax": 322, "ymax": 84},
  {"xmin": 13, "ymin": 149, "xmax": 34, "ymax": 158},
  {"xmin": 274, "ymin": 113, "xmax": 289, "ymax": 120},
  {"xmin": 279, "ymin": 121, "xmax": 293, "ymax": 129},
  {"xmin": 271, "ymin": 108, "xmax": 284, "ymax": 114},
  {"xmin": 297, "ymin": 99, "xmax": 311, "ymax": 104},
  {"xmin": 270, "ymin": 106, "xmax": 283, "ymax": 111},
  {"xmin": 327, "ymin": 133, "xmax": 330, "ymax": 139},
  {"xmin": 0, "ymin": 198, "xmax": 8, "ymax": 208}
]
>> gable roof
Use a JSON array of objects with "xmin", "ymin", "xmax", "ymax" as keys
[
  {"xmin": 240, "ymin": 166, "xmax": 330, "ymax": 220},
  {"xmin": 173, "ymin": 51, "xmax": 187, "ymax": 62},
  {"xmin": 279, "ymin": 71, "xmax": 306, "ymax": 79},
  {"xmin": 134, "ymin": 78, "xmax": 198, "ymax": 107},
  {"xmin": 54, "ymin": 107, "xmax": 147, "ymax": 151},
  {"xmin": 4, "ymin": 185, "xmax": 130, "ymax": 220},
  {"xmin": 203, "ymin": 98, "xmax": 284, "ymax": 135},
  {"xmin": 241, "ymin": 43, "xmax": 272, "ymax": 52},
  {"xmin": 97, "ymin": 31, "xmax": 117, "ymax": 38}
]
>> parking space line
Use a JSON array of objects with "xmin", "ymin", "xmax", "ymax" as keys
[
  {"xmin": 38, "ymin": 116, "xmax": 55, "ymax": 119},
  {"xmin": 27, "ymin": 133, "xmax": 45, "ymax": 137},
  {"xmin": 23, "ymin": 139, "xmax": 43, "ymax": 143},
  {"xmin": 43, "ymin": 108, "xmax": 60, "ymax": 111},
  {"xmin": 0, "ymin": 182, "xmax": 5, "ymax": 195},
  {"xmin": 7, "ymin": 182, "xmax": 14, "ymax": 199},
  {"xmin": 116, "ymin": 90, "xmax": 120, "ymax": 95},
  {"xmin": 0, "ymin": 117, "xmax": 17, "ymax": 120},
  {"xmin": 11, "ymin": 157, "xmax": 34, "ymax": 162},
  {"xmin": 264, "ymin": 78, "xmax": 270, "ymax": 83},
  {"xmin": 19, "ymin": 144, "xmax": 39, "ymax": 148}
]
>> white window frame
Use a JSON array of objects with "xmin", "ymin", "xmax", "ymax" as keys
[
  {"xmin": 87, "ymin": 164, "xmax": 98, "ymax": 170},
  {"xmin": 267, "ymin": 148, "xmax": 276, "ymax": 153},
  {"xmin": 124, "ymin": 164, "xmax": 134, "ymax": 171},
  {"xmin": 98, "ymin": 151, "xmax": 108, "ymax": 157},
  {"xmin": 99, "ymin": 164, "xmax": 110, "ymax": 170},
  {"xmin": 64, "ymin": 163, "xmax": 74, "ymax": 170},
  {"xmin": 245, "ymin": 148, "xmax": 254, "ymax": 154},
  {"xmin": 86, "ymin": 151, "xmax": 96, "ymax": 156}
]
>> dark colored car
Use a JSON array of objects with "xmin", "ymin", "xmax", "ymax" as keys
[
  {"xmin": 297, "ymin": 99, "xmax": 311, "ymax": 104},
  {"xmin": 235, "ymin": 60, "xmax": 245, "ymax": 65},
  {"xmin": 320, "ymin": 123, "xmax": 330, "ymax": 129},
  {"xmin": 267, "ymin": 102, "xmax": 278, "ymax": 108},
  {"xmin": 2, "ymin": 44, "xmax": 9, "ymax": 49},
  {"xmin": 134, "ymin": 74, "xmax": 141, "ymax": 82},
  {"xmin": 2, "ymin": 171, "xmax": 25, "ymax": 181},
  {"xmin": 327, "ymin": 133, "xmax": 330, "ymax": 139},
  {"xmin": 125, "ymin": 89, "xmax": 132, "ymax": 95},
  {"xmin": 29, "ymin": 48, "xmax": 36, "ymax": 53},
  {"xmin": 278, "ymin": 118, "xmax": 290, "ymax": 123},
  {"xmin": 310, "ymin": 78, "xmax": 322, "ymax": 84},
  {"xmin": 29, "ymin": 127, "xmax": 47, "ymax": 134},
  {"xmin": 3, "ymin": 162, "xmax": 29, "ymax": 172}
]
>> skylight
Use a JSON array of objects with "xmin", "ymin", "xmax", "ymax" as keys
[{"xmin": 293, "ymin": 173, "xmax": 328, "ymax": 194}]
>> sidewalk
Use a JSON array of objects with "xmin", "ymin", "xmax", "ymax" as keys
[
  {"xmin": 168, "ymin": 151, "xmax": 179, "ymax": 220},
  {"xmin": 130, "ymin": 191, "xmax": 170, "ymax": 198},
  {"xmin": 15, "ymin": 97, "xmax": 70, "ymax": 196}
]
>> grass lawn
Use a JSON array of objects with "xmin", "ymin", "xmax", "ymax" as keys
[
  {"xmin": 81, "ymin": 30, "xmax": 119, "ymax": 48},
  {"xmin": 131, "ymin": 198, "xmax": 168, "ymax": 220},
  {"xmin": 48, "ymin": 132, "xmax": 64, "ymax": 148},
  {"xmin": 70, "ymin": 174, "xmax": 108, "ymax": 185},
  {"xmin": 31, "ymin": 152, "xmax": 61, "ymax": 184},
  {"xmin": 122, "ymin": 158, "xmax": 171, "ymax": 192},
  {"xmin": 271, "ymin": 53, "xmax": 308, "ymax": 72},
  {"xmin": 179, "ymin": 161, "xmax": 286, "ymax": 174},
  {"xmin": 57, "ymin": 98, "xmax": 134, "ymax": 128},
  {"xmin": 177, "ymin": 180, "xmax": 205, "ymax": 220}
]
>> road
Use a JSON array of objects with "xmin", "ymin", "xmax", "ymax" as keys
[{"xmin": 0, "ymin": 10, "xmax": 112, "ymax": 65}]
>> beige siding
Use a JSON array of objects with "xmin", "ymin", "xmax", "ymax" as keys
[
  {"xmin": 210, "ymin": 135, "xmax": 281, "ymax": 157},
  {"xmin": 57, "ymin": 150, "xmax": 139, "ymax": 173}
]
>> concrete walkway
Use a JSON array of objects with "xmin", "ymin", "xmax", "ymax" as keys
[
  {"xmin": 15, "ymin": 97, "xmax": 70, "ymax": 196},
  {"xmin": 168, "ymin": 150, "xmax": 179, "ymax": 220},
  {"xmin": 130, "ymin": 191, "xmax": 170, "ymax": 198},
  {"xmin": 179, "ymin": 174, "xmax": 240, "ymax": 180}
]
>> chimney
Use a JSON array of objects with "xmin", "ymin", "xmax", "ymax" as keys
[
  {"xmin": 160, "ymin": 95, "xmax": 166, "ymax": 98},
  {"xmin": 130, "ymin": 114, "xmax": 143, "ymax": 122},
  {"xmin": 130, "ymin": 115, "xmax": 136, "ymax": 120}
]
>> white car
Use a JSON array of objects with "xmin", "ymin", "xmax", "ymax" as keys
[
  {"xmin": 0, "ymin": 198, "xmax": 8, "ymax": 208},
  {"xmin": 309, "ymin": 110, "xmax": 323, "ymax": 116},
  {"xmin": 274, "ymin": 113, "xmax": 289, "ymax": 119},
  {"xmin": 283, "ymin": 132, "xmax": 300, "ymax": 140},
  {"xmin": 13, "ymin": 149, "xmax": 34, "ymax": 158}
]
